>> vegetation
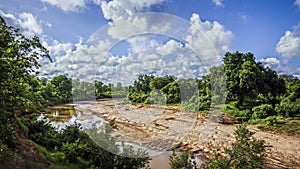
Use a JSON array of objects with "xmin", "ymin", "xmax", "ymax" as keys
[
  {"xmin": 169, "ymin": 151, "xmax": 197, "ymax": 169},
  {"xmin": 0, "ymin": 13, "xmax": 299, "ymax": 168},
  {"xmin": 169, "ymin": 125, "xmax": 266, "ymax": 169},
  {"xmin": 0, "ymin": 16, "xmax": 150, "ymax": 168},
  {"xmin": 204, "ymin": 125, "xmax": 266, "ymax": 169}
]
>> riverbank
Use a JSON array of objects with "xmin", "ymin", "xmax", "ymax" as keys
[{"xmin": 74, "ymin": 99, "xmax": 300, "ymax": 169}]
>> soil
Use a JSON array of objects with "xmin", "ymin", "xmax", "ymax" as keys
[{"xmin": 75, "ymin": 99, "xmax": 300, "ymax": 169}]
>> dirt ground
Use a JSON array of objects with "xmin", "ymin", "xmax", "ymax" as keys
[{"xmin": 75, "ymin": 99, "xmax": 300, "ymax": 169}]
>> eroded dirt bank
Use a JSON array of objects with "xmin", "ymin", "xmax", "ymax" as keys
[{"xmin": 75, "ymin": 100, "xmax": 300, "ymax": 169}]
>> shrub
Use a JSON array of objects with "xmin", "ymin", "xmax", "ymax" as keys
[
  {"xmin": 169, "ymin": 151, "xmax": 197, "ymax": 169},
  {"xmin": 204, "ymin": 125, "xmax": 266, "ymax": 169},
  {"xmin": 61, "ymin": 141, "xmax": 87, "ymax": 163},
  {"xmin": 275, "ymin": 102, "xmax": 300, "ymax": 117},
  {"xmin": 252, "ymin": 104, "xmax": 274, "ymax": 119},
  {"xmin": 28, "ymin": 119, "xmax": 59, "ymax": 150},
  {"xmin": 264, "ymin": 116, "xmax": 286, "ymax": 128},
  {"xmin": 182, "ymin": 95, "xmax": 211, "ymax": 113}
]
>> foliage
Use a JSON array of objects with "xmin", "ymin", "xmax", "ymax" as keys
[
  {"xmin": 114, "ymin": 145, "xmax": 150, "ymax": 169},
  {"xmin": 223, "ymin": 52, "xmax": 286, "ymax": 109},
  {"xmin": 28, "ymin": 119, "xmax": 59, "ymax": 150},
  {"xmin": 61, "ymin": 141, "xmax": 87, "ymax": 163},
  {"xmin": 251, "ymin": 104, "xmax": 275, "ymax": 119},
  {"xmin": 205, "ymin": 125, "xmax": 266, "ymax": 169},
  {"xmin": 275, "ymin": 101, "xmax": 300, "ymax": 117},
  {"xmin": 169, "ymin": 151, "xmax": 197, "ymax": 169},
  {"xmin": 0, "ymin": 16, "xmax": 50, "ymax": 160}
]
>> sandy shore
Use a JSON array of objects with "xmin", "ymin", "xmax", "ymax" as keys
[{"xmin": 74, "ymin": 100, "xmax": 300, "ymax": 169}]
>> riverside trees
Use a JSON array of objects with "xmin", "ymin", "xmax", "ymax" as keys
[{"xmin": 0, "ymin": 15, "xmax": 50, "ymax": 159}]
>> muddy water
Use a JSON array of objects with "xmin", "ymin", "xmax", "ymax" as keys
[
  {"xmin": 43, "ymin": 105, "xmax": 76, "ymax": 122},
  {"xmin": 42, "ymin": 104, "xmax": 179, "ymax": 169}
]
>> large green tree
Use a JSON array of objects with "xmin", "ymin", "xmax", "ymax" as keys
[
  {"xmin": 0, "ymin": 16, "xmax": 50, "ymax": 156},
  {"xmin": 223, "ymin": 52, "xmax": 261, "ymax": 107}
]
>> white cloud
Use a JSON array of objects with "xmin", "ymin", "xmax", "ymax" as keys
[
  {"xmin": 101, "ymin": 0, "xmax": 167, "ymax": 20},
  {"xmin": 41, "ymin": 0, "xmax": 86, "ymax": 12},
  {"xmin": 42, "ymin": 40, "xmax": 73, "ymax": 57},
  {"xmin": 156, "ymin": 40, "xmax": 183, "ymax": 56},
  {"xmin": 127, "ymin": 36, "xmax": 159, "ymax": 54},
  {"xmin": 186, "ymin": 13, "xmax": 233, "ymax": 66},
  {"xmin": 19, "ymin": 12, "xmax": 43, "ymax": 36},
  {"xmin": 107, "ymin": 14, "xmax": 170, "ymax": 40},
  {"xmin": 0, "ymin": 10, "xmax": 44, "ymax": 37},
  {"xmin": 276, "ymin": 22, "xmax": 300, "ymax": 58},
  {"xmin": 259, "ymin": 57, "xmax": 280, "ymax": 70},
  {"xmin": 40, "ymin": 38, "xmax": 112, "ymax": 81},
  {"xmin": 295, "ymin": 0, "xmax": 300, "ymax": 9},
  {"xmin": 40, "ymin": 1, "xmax": 232, "ymax": 83},
  {"xmin": 212, "ymin": 0, "xmax": 223, "ymax": 7},
  {"xmin": 258, "ymin": 57, "xmax": 300, "ymax": 78}
]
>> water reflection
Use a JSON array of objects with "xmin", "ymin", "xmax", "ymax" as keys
[{"xmin": 44, "ymin": 105, "xmax": 76, "ymax": 122}]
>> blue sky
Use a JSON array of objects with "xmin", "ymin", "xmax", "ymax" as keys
[{"xmin": 1, "ymin": 0, "xmax": 300, "ymax": 82}]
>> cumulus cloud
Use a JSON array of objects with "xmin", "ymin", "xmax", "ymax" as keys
[
  {"xmin": 38, "ymin": 0, "xmax": 232, "ymax": 84},
  {"xmin": 0, "ymin": 10, "xmax": 44, "ymax": 37},
  {"xmin": 156, "ymin": 40, "xmax": 183, "ymax": 56},
  {"xmin": 101, "ymin": 0, "xmax": 167, "ymax": 20},
  {"xmin": 19, "ymin": 12, "xmax": 43, "ymax": 36},
  {"xmin": 276, "ymin": 22, "xmax": 300, "ymax": 58},
  {"xmin": 42, "ymin": 40, "xmax": 73, "ymax": 57},
  {"xmin": 258, "ymin": 57, "xmax": 300, "ymax": 78},
  {"xmin": 39, "ymin": 10, "xmax": 233, "ymax": 84},
  {"xmin": 212, "ymin": 0, "xmax": 223, "ymax": 7},
  {"xmin": 259, "ymin": 57, "xmax": 280, "ymax": 70},
  {"xmin": 41, "ymin": 0, "xmax": 86, "ymax": 12},
  {"xmin": 40, "ymin": 38, "xmax": 112, "ymax": 81},
  {"xmin": 186, "ymin": 13, "xmax": 233, "ymax": 66}
]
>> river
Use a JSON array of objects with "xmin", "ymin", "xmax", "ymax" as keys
[{"xmin": 42, "ymin": 102, "xmax": 202, "ymax": 169}]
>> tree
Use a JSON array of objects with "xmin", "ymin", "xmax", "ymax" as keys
[
  {"xmin": 150, "ymin": 76, "xmax": 175, "ymax": 90},
  {"xmin": 223, "ymin": 52, "xmax": 261, "ymax": 107},
  {"xmin": 49, "ymin": 75, "xmax": 72, "ymax": 103},
  {"xmin": 0, "ymin": 16, "xmax": 50, "ymax": 153},
  {"xmin": 205, "ymin": 125, "xmax": 266, "ymax": 169},
  {"xmin": 258, "ymin": 67, "xmax": 285, "ymax": 106},
  {"xmin": 133, "ymin": 74, "xmax": 154, "ymax": 93}
]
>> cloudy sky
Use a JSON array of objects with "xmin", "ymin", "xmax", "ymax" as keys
[{"xmin": 1, "ymin": 0, "xmax": 300, "ymax": 83}]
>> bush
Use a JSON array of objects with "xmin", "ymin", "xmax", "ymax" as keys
[
  {"xmin": 204, "ymin": 125, "xmax": 266, "ymax": 169},
  {"xmin": 169, "ymin": 151, "xmax": 197, "ymax": 169},
  {"xmin": 264, "ymin": 116, "xmax": 286, "ymax": 128},
  {"xmin": 182, "ymin": 95, "xmax": 211, "ymax": 113},
  {"xmin": 275, "ymin": 102, "xmax": 300, "ymax": 117},
  {"xmin": 127, "ymin": 92, "xmax": 148, "ymax": 104},
  {"xmin": 252, "ymin": 104, "xmax": 274, "ymax": 119},
  {"xmin": 28, "ymin": 119, "xmax": 59, "ymax": 150},
  {"xmin": 61, "ymin": 141, "xmax": 87, "ymax": 163}
]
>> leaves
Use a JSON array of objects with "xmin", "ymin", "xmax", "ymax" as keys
[{"xmin": 205, "ymin": 125, "xmax": 266, "ymax": 169}]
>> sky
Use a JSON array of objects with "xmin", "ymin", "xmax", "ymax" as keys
[{"xmin": 1, "ymin": 0, "xmax": 300, "ymax": 84}]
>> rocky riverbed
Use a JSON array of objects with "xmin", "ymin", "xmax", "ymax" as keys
[{"xmin": 74, "ymin": 99, "xmax": 300, "ymax": 169}]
